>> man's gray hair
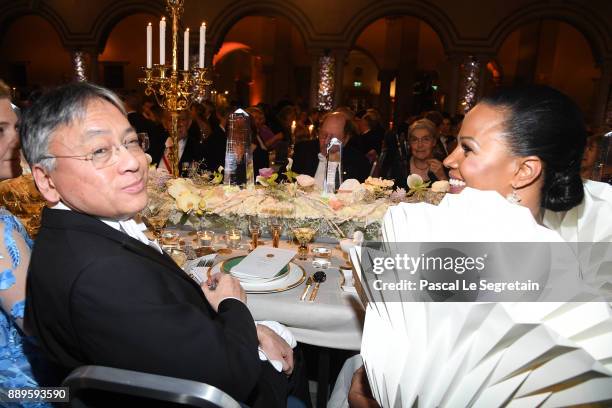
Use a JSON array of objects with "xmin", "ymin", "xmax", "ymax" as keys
[{"xmin": 20, "ymin": 82, "xmax": 126, "ymax": 171}]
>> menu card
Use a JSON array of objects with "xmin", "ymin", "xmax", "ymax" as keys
[{"xmin": 231, "ymin": 246, "xmax": 296, "ymax": 280}]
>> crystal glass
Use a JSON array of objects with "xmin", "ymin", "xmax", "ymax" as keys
[
  {"xmin": 292, "ymin": 227, "xmax": 316, "ymax": 260},
  {"xmin": 160, "ymin": 230, "xmax": 180, "ymax": 251},
  {"xmin": 269, "ymin": 218, "xmax": 282, "ymax": 248},
  {"xmin": 249, "ymin": 218, "xmax": 261, "ymax": 250}
]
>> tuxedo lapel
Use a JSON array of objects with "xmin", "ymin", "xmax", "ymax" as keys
[{"xmin": 40, "ymin": 208, "xmax": 205, "ymax": 294}]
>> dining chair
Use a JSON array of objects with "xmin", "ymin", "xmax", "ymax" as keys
[{"xmin": 62, "ymin": 365, "xmax": 243, "ymax": 408}]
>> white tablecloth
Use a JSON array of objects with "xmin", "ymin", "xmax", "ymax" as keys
[{"xmin": 176, "ymin": 229, "xmax": 365, "ymax": 350}]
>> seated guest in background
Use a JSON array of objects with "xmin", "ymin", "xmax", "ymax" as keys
[
  {"xmin": 580, "ymin": 131, "xmax": 603, "ymax": 180},
  {"xmin": 245, "ymin": 106, "xmax": 270, "ymax": 175},
  {"xmin": 313, "ymin": 111, "xmax": 371, "ymax": 188},
  {"xmin": 391, "ymin": 118, "xmax": 447, "ymax": 189},
  {"xmin": 355, "ymin": 110, "xmax": 384, "ymax": 164},
  {"xmin": 21, "ymin": 82, "xmax": 299, "ymax": 407},
  {"xmin": 438, "ymin": 113, "xmax": 456, "ymax": 157},
  {"xmin": 123, "ymin": 91, "xmax": 166, "ymax": 165},
  {"xmin": 158, "ymin": 109, "xmax": 205, "ymax": 175},
  {"xmin": 0, "ymin": 80, "xmax": 53, "ymax": 403},
  {"xmin": 204, "ymin": 104, "xmax": 229, "ymax": 172}
]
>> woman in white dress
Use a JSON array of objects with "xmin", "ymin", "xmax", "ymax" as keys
[{"xmin": 338, "ymin": 85, "xmax": 612, "ymax": 408}]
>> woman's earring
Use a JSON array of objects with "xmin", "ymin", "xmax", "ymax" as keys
[{"xmin": 506, "ymin": 188, "xmax": 522, "ymax": 205}]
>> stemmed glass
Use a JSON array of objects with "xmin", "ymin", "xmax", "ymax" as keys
[
  {"xmin": 249, "ymin": 217, "xmax": 261, "ymax": 250},
  {"xmin": 269, "ymin": 217, "xmax": 283, "ymax": 248},
  {"xmin": 291, "ymin": 223, "xmax": 317, "ymax": 261},
  {"xmin": 140, "ymin": 198, "xmax": 171, "ymax": 240}
]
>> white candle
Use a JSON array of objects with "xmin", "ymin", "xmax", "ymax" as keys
[
  {"xmin": 184, "ymin": 28, "xmax": 190, "ymax": 70},
  {"xmin": 160, "ymin": 18, "xmax": 166, "ymax": 65},
  {"xmin": 199, "ymin": 23, "xmax": 206, "ymax": 68},
  {"xmin": 146, "ymin": 23, "xmax": 152, "ymax": 68}
]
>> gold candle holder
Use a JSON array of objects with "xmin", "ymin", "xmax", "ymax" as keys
[{"xmin": 138, "ymin": 0, "xmax": 211, "ymax": 177}]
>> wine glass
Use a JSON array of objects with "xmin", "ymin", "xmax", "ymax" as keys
[
  {"xmin": 291, "ymin": 225, "xmax": 316, "ymax": 261},
  {"xmin": 140, "ymin": 199, "xmax": 171, "ymax": 240},
  {"xmin": 269, "ymin": 217, "xmax": 283, "ymax": 248},
  {"xmin": 248, "ymin": 217, "xmax": 261, "ymax": 250}
]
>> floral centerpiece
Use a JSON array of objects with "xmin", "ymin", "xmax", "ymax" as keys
[{"xmin": 145, "ymin": 162, "xmax": 449, "ymax": 240}]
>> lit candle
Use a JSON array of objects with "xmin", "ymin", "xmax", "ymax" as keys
[
  {"xmin": 291, "ymin": 120, "xmax": 296, "ymax": 135},
  {"xmin": 160, "ymin": 17, "xmax": 166, "ymax": 65},
  {"xmin": 199, "ymin": 22, "xmax": 206, "ymax": 68},
  {"xmin": 308, "ymin": 124, "xmax": 314, "ymax": 136},
  {"xmin": 184, "ymin": 28, "xmax": 190, "ymax": 70},
  {"xmin": 197, "ymin": 230, "xmax": 214, "ymax": 247},
  {"xmin": 227, "ymin": 229, "xmax": 241, "ymax": 248},
  {"xmin": 146, "ymin": 23, "xmax": 152, "ymax": 68}
]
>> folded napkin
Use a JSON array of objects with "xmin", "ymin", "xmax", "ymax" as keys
[
  {"xmin": 255, "ymin": 320, "xmax": 297, "ymax": 372},
  {"xmin": 183, "ymin": 254, "xmax": 217, "ymax": 284},
  {"xmin": 231, "ymin": 246, "xmax": 296, "ymax": 280}
]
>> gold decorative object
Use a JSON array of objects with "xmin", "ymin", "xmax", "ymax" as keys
[{"xmin": 139, "ymin": 0, "xmax": 211, "ymax": 177}]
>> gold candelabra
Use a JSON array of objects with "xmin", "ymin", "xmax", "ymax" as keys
[{"xmin": 139, "ymin": 0, "xmax": 211, "ymax": 177}]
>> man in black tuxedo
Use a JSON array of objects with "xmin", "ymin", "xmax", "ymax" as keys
[
  {"xmin": 21, "ymin": 82, "xmax": 296, "ymax": 407},
  {"xmin": 157, "ymin": 110, "xmax": 206, "ymax": 176},
  {"xmin": 124, "ymin": 91, "xmax": 166, "ymax": 165},
  {"xmin": 311, "ymin": 111, "xmax": 371, "ymax": 188}
]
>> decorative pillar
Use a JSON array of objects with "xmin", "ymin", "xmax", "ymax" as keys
[
  {"xmin": 332, "ymin": 49, "xmax": 347, "ymax": 108},
  {"xmin": 309, "ymin": 49, "xmax": 323, "ymax": 109},
  {"xmin": 377, "ymin": 69, "xmax": 395, "ymax": 124},
  {"xmin": 72, "ymin": 51, "xmax": 87, "ymax": 82},
  {"xmin": 458, "ymin": 55, "xmax": 481, "ymax": 114},
  {"xmin": 446, "ymin": 53, "xmax": 464, "ymax": 115},
  {"xmin": 315, "ymin": 52, "xmax": 335, "ymax": 111},
  {"xmin": 592, "ymin": 58, "xmax": 612, "ymax": 127},
  {"xmin": 71, "ymin": 49, "xmax": 99, "ymax": 83}
]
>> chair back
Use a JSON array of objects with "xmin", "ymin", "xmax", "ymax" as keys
[{"xmin": 62, "ymin": 365, "xmax": 242, "ymax": 408}]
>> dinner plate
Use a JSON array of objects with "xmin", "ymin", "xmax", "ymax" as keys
[
  {"xmin": 209, "ymin": 261, "xmax": 306, "ymax": 293},
  {"xmin": 221, "ymin": 256, "xmax": 289, "ymax": 281}
]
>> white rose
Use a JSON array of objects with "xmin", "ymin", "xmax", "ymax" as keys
[
  {"xmin": 338, "ymin": 178, "xmax": 360, "ymax": 192},
  {"xmin": 296, "ymin": 174, "xmax": 315, "ymax": 187},
  {"xmin": 431, "ymin": 180, "xmax": 450, "ymax": 193},
  {"xmin": 407, "ymin": 174, "xmax": 424, "ymax": 190}
]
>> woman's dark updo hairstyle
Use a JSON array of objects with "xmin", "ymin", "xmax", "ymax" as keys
[{"xmin": 481, "ymin": 85, "xmax": 585, "ymax": 211}]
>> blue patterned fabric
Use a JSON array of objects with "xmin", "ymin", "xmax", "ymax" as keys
[{"xmin": 0, "ymin": 208, "xmax": 51, "ymax": 407}]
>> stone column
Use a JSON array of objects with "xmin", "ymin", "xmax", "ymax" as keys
[
  {"xmin": 446, "ymin": 53, "xmax": 464, "ymax": 115},
  {"xmin": 313, "ymin": 51, "xmax": 336, "ymax": 111},
  {"xmin": 591, "ymin": 58, "xmax": 612, "ymax": 127},
  {"xmin": 457, "ymin": 55, "xmax": 482, "ymax": 114},
  {"xmin": 377, "ymin": 69, "xmax": 395, "ymax": 124},
  {"xmin": 309, "ymin": 49, "xmax": 323, "ymax": 110},
  {"xmin": 394, "ymin": 17, "xmax": 420, "ymax": 120},
  {"xmin": 71, "ymin": 49, "xmax": 99, "ymax": 82},
  {"xmin": 332, "ymin": 49, "xmax": 348, "ymax": 108}
]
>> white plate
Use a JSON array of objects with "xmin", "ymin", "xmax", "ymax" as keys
[{"xmin": 209, "ymin": 261, "xmax": 306, "ymax": 293}]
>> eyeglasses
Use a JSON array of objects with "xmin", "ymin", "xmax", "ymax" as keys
[
  {"xmin": 41, "ymin": 135, "xmax": 145, "ymax": 169},
  {"xmin": 409, "ymin": 136, "xmax": 434, "ymax": 145}
]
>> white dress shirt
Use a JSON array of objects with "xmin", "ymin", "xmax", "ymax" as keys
[
  {"xmin": 314, "ymin": 153, "xmax": 340, "ymax": 191},
  {"xmin": 51, "ymin": 202, "xmax": 162, "ymax": 253}
]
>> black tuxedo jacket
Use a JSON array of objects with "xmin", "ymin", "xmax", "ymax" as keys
[{"xmin": 25, "ymin": 208, "xmax": 287, "ymax": 406}]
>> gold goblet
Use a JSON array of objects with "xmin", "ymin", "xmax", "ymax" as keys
[{"xmin": 292, "ymin": 227, "xmax": 316, "ymax": 261}]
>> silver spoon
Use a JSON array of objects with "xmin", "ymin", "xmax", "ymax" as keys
[{"xmin": 308, "ymin": 271, "xmax": 327, "ymax": 302}]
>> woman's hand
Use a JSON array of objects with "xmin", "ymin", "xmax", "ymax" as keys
[{"xmin": 427, "ymin": 159, "xmax": 447, "ymax": 180}]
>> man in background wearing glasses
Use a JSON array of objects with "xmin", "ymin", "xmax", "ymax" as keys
[{"xmin": 20, "ymin": 82, "xmax": 299, "ymax": 407}]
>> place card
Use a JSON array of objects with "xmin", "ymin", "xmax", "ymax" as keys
[{"xmin": 231, "ymin": 246, "xmax": 296, "ymax": 279}]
